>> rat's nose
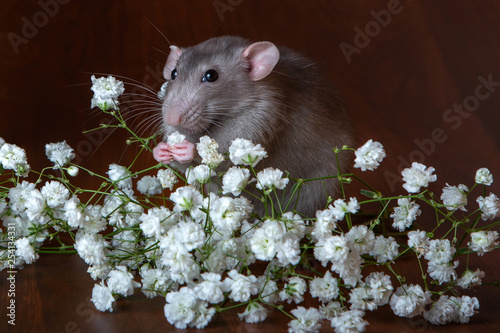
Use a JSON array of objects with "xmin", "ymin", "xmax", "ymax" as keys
[{"xmin": 164, "ymin": 105, "xmax": 183, "ymax": 126}]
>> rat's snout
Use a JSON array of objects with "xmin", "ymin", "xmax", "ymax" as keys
[{"xmin": 163, "ymin": 104, "xmax": 184, "ymax": 126}]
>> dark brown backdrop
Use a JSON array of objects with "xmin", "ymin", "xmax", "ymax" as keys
[{"xmin": 1, "ymin": 1, "xmax": 499, "ymax": 332}]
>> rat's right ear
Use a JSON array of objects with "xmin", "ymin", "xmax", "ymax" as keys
[
  {"xmin": 242, "ymin": 42, "xmax": 280, "ymax": 81},
  {"xmin": 163, "ymin": 45, "xmax": 183, "ymax": 80}
]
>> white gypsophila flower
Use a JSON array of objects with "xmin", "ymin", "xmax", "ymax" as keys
[
  {"xmin": 234, "ymin": 197, "xmax": 253, "ymax": 221},
  {"xmin": 167, "ymin": 131, "xmax": 186, "ymax": 145},
  {"xmin": 170, "ymin": 186, "xmax": 203, "ymax": 214},
  {"xmin": 353, "ymin": 139, "xmax": 386, "ymax": 171},
  {"xmin": 164, "ymin": 287, "xmax": 215, "ymax": 329},
  {"xmin": 222, "ymin": 166, "xmax": 251, "ymax": 196},
  {"xmin": 311, "ymin": 208, "xmax": 338, "ymax": 241},
  {"xmin": 390, "ymin": 197, "xmax": 421, "ymax": 231},
  {"xmin": 349, "ymin": 286, "xmax": 377, "ymax": 311},
  {"xmin": 106, "ymin": 265, "xmax": 140, "ymax": 297},
  {"xmin": 427, "ymin": 260, "xmax": 458, "ymax": 285},
  {"xmin": 255, "ymin": 167, "xmax": 289, "ymax": 190},
  {"xmin": 280, "ymin": 212, "xmax": 306, "ymax": 239},
  {"xmin": 279, "ymin": 276, "xmax": 307, "ymax": 304},
  {"xmin": 64, "ymin": 195, "xmax": 85, "ymax": 228},
  {"xmin": 407, "ymin": 230, "xmax": 429, "ymax": 258},
  {"xmin": 83, "ymin": 205, "xmax": 107, "ymax": 234},
  {"xmin": 457, "ymin": 268, "xmax": 485, "ymax": 289},
  {"xmin": 476, "ymin": 193, "xmax": 500, "ymax": 221},
  {"xmin": 0, "ymin": 143, "xmax": 30, "ymax": 177},
  {"xmin": 330, "ymin": 309, "xmax": 368, "ymax": 333},
  {"xmin": 0, "ymin": 197, "xmax": 7, "ymax": 216},
  {"xmin": 186, "ymin": 165, "xmax": 215, "ymax": 186},
  {"xmin": 157, "ymin": 168, "xmax": 178, "ymax": 190},
  {"xmin": 41, "ymin": 181, "xmax": 70, "ymax": 209},
  {"xmin": 423, "ymin": 295, "xmax": 458, "ymax": 325},
  {"xmin": 45, "ymin": 140, "xmax": 75, "ymax": 169},
  {"xmin": 111, "ymin": 229, "xmax": 138, "ymax": 254},
  {"xmin": 364, "ymin": 272, "xmax": 393, "ymax": 306},
  {"xmin": 369, "ymin": 235, "xmax": 399, "ymax": 263},
  {"xmin": 67, "ymin": 166, "xmax": 79, "ymax": 177},
  {"xmin": 15, "ymin": 237, "xmax": 38, "ymax": 264},
  {"xmin": 209, "ymin": 197, "xmax": 244, "ymax": 238},
  {"xmin": 193, "ymin": 272, "xmax": 225, "ymax": 304},
  {"xmin": 7, "ymin": 180, "xmax": 35, "ymax": 214},
  {"xmin": 229, "ymin": 138, "xmax": 267, "ymax": 167},
  {"xmin": 171, "ymin": 220, "xmax": 206, "ymax": 251},
  {"xmin": 88, "ymin": 264, "xmax": 112, "ymax": 281},
  {"xmin": 196, "ymin": 136, "xmax": 224, "ymax": 169},
  {"xmin": 107, "ymin": 198, "xmax": 143, "ymax": 228},
  {"xmin": 0, "ymin": 137, "xmax": 4, "ymax": 147},
  {"xmin": 250, "ymin": 219, "xmax": 286, "ymax": 261},
  {"xmin": 222, "ymin": 269, "xmax": 259, "ymax": 302},
  {"xmin": 335, "ymin": 254, "xmax": 362, "ymax": 286},
  {"xmin": 161, "ymin": 248, "xmax": 200, "ymax": 284},
  {"xmin": 139, "ymin": 206, "xmax": 176, "ymax": 239},
  {"xmin": 453, "ymin": 295, "xmax": 479, "ymax": 323},
  {"xmin": 401, "ymin": 162, "xmax": 437, "ymax": 193},
  {"xmin": 440, "ymin": 183, "xmax": 468, "ymax": 211},
  {"xmin": 137, "ymin": 175, "xmax": 162, "ymax": 196},
  {"xmin": 314, "ymin": 234, "xmax": 350, "ymax": 267},
  {"xmin": 74, "ymin": 230, "xmax": 108, "ymax": 266},
  {"xmin": 319, "ymin": 301, "xmax": 344, "ymax": 320},
  {"xmin": 288, "ymin": 307, "xmax": 322, "ymax": 333},
  {"xmin": 424, "ymin": 239, "xmax": 455, "ymax": 264},
  {"xmin": 468, "ymin": 230, "xmax": 499, "ymax": 255},
  {"xmin": 90, "ymin": 75, "xmax": 125, "ymax": 111},
  {"xmin": 107, "ymin": 164, "xmax": 132, "ymax": 190},
  {"xmin": 257, "ymin": 276, "xmax": 279, "ymax": 304},
  {"xmin": 24, "ymin": 189, "xmax": 46, "ymax": 223},
  {"xmin": 91, "ymin": 282, "xmax": 115, "ymax": 312},
  {"xmin": 2, "ymin": 215, "xmax": 27, "ymax": 240},
  {"xmin": 276, "ymin": 233, "xmax": 301, "ymax": 266},
  {"xmin": 475, "ymin": 167, "xmax": 493, "ymax": 185},
  {"xmin": 238, "ymin": 302, "xmax": 268, "ymax": 324},
  {"xmin": 309, "ymin": 271, "xmax": 339, "ymax": 304},
  {"xmin": 328, "ymin": 197, "xmax": 360, "ymax": 221},
  {"xmin": 346, "ymin": 225, "xmax": 375, "ymax": 255},
  {"xmin": 140, "ymin": 265, "xmax": 172, "ymax": 298},
  {"xmin": 389, "ymin": 284, "xmax": 431, "ymax": 318}
]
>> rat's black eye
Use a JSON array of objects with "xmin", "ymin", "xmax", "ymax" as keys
[
  {"xmin": 171, "ymin": 68, "xmax": 177, "ymax": 80},
  {"xmin": 202, "ymin": 69, "xmax": 218, "ymax": 83}
]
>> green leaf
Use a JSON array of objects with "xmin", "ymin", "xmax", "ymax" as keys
[{"xmin": 360, "ymin": 189, "xmax": 380, "ymax": 198}]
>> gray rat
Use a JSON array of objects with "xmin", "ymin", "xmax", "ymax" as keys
[{"xmin": 153, "ymin": 36, "xmax": 354, "ymax": 217}]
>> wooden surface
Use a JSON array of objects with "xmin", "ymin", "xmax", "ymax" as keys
[{"xmin": 1, "ymin": 1, "xmax": 500, "ymax": 332}]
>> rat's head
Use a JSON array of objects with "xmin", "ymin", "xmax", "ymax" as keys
[{"xmin": 158, "ymin": 36, "xmax": 280, "ymax": 134}]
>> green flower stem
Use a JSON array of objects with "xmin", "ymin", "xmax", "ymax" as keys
[{"xmin": 215, "ymin": 300, "xmax": 249, "ymax": 313}]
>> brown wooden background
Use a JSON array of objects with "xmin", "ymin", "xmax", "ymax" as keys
[{"xmin": 1, "ymin": 1, "xmax": 500, "ymax": 332}]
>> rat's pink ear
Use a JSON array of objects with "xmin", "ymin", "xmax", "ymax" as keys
[
  {"xmin": 163, "ymin": 45, "xmax": 183, "ymax": 80},
  {"xmin": 242, "ymin": 41, "xmax": 280, "ymax": 81}
]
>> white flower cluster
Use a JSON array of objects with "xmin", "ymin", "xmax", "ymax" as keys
[
  {"xmin": 90, "ymin": 75, "xmax": 125, "ymax": 111},
  {"xmin": 0, "ymin": 138, "xmax": 30, "ymax": 177},
  {"xmin": 353, "ymin": 139, "xmax": 386, "ymax": 171},
  {"xmin": 196, "ymin": 136, "xmax": 224, "ymax": 169},
  {"xmin": 45, "ymin": 140, "xmax": 75, "ymax": 169},
  {"xmin": 2, "ymin": 116, "xmax": 499, "ymax": 333}
]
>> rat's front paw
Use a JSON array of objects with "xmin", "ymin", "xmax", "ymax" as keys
[
  {"xmin": 153, "ymin": 142, "xmax": 174, "ymax": 164},
  {"xmin": 169, "ymin": 140, "xmax": 196, "ymax": 163}
]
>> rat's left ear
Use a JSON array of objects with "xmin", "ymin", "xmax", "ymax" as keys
[
  {"xmin": 163, "ymin": 45, "xmax": 183, "ymax": 80},
  {"xmin": 242, "ymin": 41, "xmax": 280, "ymax": 81}
]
